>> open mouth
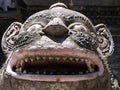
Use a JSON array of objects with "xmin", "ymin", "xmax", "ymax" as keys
[{"xmin": 6, "ymin": 48, "xmax": 104, "ymax": 82}]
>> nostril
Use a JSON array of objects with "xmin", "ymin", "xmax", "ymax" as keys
[
  {"xmin": 68, "ymin": 31, "xmax": 73, "ymax": 35},
  {"xmin": 43, "ymin": 18, "xmax": 69, "ymax": 36}
]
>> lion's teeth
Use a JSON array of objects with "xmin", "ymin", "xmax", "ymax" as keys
[
  {"xmin": 65, "ymin": 72, "xmax": 68, "ymax": 74},
  {"xmin": 42, "ymin": 57, "xmax": 46, "ymax": 60},
  {"xmin": 71, "ymin": 72, "xmax": 75, "ymax": 74},
  {"xmin": 50, "ymin": 72, "xmax": 53, "ymax": 75},
  {"xmin": 56, "ymin": 57, "xmax": 60, "ymax": 60},
  {"xmin": 43, "ymin": 71, "xmax": 46, "ymax": 74},
  {"xmin": 15, "ymin": 55, "xmax": 97, "ymax": 75},
  {"xmin": 91, "ymin": 69, "xmax": 94, "ymax": 72},
  {"xmin": 79, "ymin": 72, "xmax": 83, "ymax": 74},
  {"xmin": 81, "ymin": 59, "xmax": 84, "ymax": 62},
  {"xmin": 20, "ymin": 61, "xmax": 24, "ymax": 66},
  {"xmin": 36, "ymin": 57, "xmax": 40, "ymax": 60},
  {"xmin": 63, "ymin": 57, "xmax": 67, "ymax": 60},
  {"xmin": 69, "ymin": 57, "xmax": 73, "ymax": 61},
  {"xmin": 86, "ymin": 71, "xmax": 89, "ymax": 73},
  {"xmin": 19, "ymin": 67, "xmax": 22, "ymax": 72},
  {"xmin": 57, "ymin": 72, "xmax": 61, "ymax": 74},
  {"xmin": 30, "ymin": 58, "xmax": 34, "ymax": 62},
  {"xmin": 23, "ymin": 70, "xmax": 27, "ymax": 74},
  {"xmin": 24, "ymin": 58, "xmax": 28, "ymax": 62},
  {"xmin": 35, "ymin": 71, "xmax": 40, "ymax": 74},
  {"xmin": 16, "ymin": 63, "xmax": 21, "ymax": 68},
  {"xmin": 15, "ymin": 68, "xmax": 21, "ymax": 72},
  {"xmin": 49, "ymin": 57, "xmax": 53, "ymax": 60},
  {"xmin": 85, "ymin": 59, "xmax": 88, "ymax": 62},
  {"xmin": 75, "ymin": 58, "xmax": 79, "ymax": 61}
]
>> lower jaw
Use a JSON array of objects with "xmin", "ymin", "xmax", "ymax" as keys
[
  {"xmin": 6, "ymin": 65, "xmax": 101, "ymax": 82},
  {"xmin": 6, "ymin": 65, "xmax": 103, "ymax": 82},
  {"xmin": 3, "ymin": 71, "xmax": 111, "ymax": 90}
]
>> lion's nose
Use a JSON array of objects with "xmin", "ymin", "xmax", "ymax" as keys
[{"xmin": 43, "ymin": 18, "xmax": 68, "ymax": 36}]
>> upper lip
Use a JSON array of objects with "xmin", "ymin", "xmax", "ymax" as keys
[{"xmin": 6, "ymin": 48, "xmax": 104, "ymax": 82}]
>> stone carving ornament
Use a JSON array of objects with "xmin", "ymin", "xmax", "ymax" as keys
[{"xmin": 0, "ymin": 2, "xmax": 119, "ymax": 90}]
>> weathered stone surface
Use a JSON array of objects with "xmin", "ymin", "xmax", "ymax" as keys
[{"xmin": 0, "ymin": 2, "xmax": 118, "ymax": 90}]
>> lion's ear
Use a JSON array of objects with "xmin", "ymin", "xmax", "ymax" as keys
[
  {"xmin": 1, "ymin": 22, "xmax": 22, "ymax": 57},
  {"xmin": 95, "ymin": 24, "xmax": 114, "ymax": 57}
]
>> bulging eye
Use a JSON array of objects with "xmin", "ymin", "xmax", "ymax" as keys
[
  {"xmin": 68, "ymin": 22, "xmax": 88, "ymax": 35},
  {"xmin": 73, "ymin": 25, "xmax": 87, "ymax": 32},
  {"xmin": 27, "ymin": 24, "xmax": 43, "ymax": 33}
]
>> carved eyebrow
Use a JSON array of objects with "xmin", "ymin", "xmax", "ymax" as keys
[
  {"xmin": 14, "ymin": 31, "xmax": 41, "ymax": 49},
  {"xmin": 33, "ymin": 22, "xmax": 45, "ymax": 26}
]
